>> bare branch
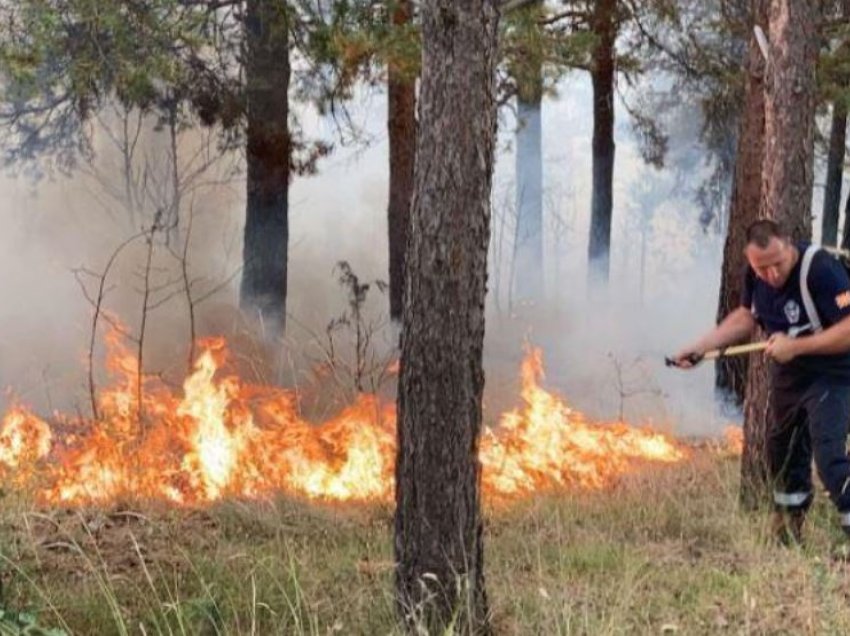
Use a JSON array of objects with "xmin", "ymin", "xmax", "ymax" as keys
[{"xmin": 72, "ymin": 230, "xmax": 146, "ymax": 419}]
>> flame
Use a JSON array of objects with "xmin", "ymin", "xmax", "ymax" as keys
[
  {"xmin": 0, "ymin": 407, "xmax": 52, "ymax": 469},
  {"xmin": 479, "ymin": 348, "xmax": 686, "ymax": 496},
  {"xmin": 723, "ymin": 426, "xmax": 744, "ymax": 455},
  {"xmin": 0, "ymin": 333, "xmax": 688, "ymax": 507}
]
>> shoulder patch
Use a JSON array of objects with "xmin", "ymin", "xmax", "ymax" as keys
[{"xmin": 836, "ymin": 290, "xmax": 850, "ymax": 309}]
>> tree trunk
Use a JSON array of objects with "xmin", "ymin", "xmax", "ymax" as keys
[
  {"xmin": 821, "ymin": 102, "xmax": 847, "ymax": 247},
  {"xmin": 240, "ymin": 0, "xmax": 290, "ymax": 339},
  {"xmin": 762, "ymin": 0, "xmax": 817, "ymax": 241},
  {"xmin": 741, "ymin": 345, "xmax": 771, "ymax": 509},
  {"xmin": 742, "ymin": 0, "xmax": 818, "ymax": 508},
  {"xmin": 167, "ymin": 97, "xmax": 181, "ymax": 248},
  {"xmin": 587, "ymin": 0, "xmax": 616, "ymax": 286},
  {"xmin": 394, "ymin": 0, "xmax": 499, "ymax": 631},
  {"xmin": 716, "ymin": 0, "xmax": 768, "ymax": 408},
  {"xmin": 843, "ymin": 177, "xmax": 850, "ymax": 250},
  {"xmin": 513, "ymin": 51, "xmax": 544, "ymax": 303},
  {"xmin": 387, "ymin": 0, "xmax": 416, "ymax": 323}
]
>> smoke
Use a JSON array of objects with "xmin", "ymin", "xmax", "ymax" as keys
[
  {"xmin": 486, "ymin": 73, "xmax": 735, "ymax": 437},
  {"xmin": 0, "ymin": 76, "xmax": 735, "ymax": 438},
  {"xmin": 0, "ymin": 94, "xmax": 397, "ymax": 417}
]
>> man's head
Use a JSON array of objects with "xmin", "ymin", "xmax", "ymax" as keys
[{"xmin": 744, "ymin": 219, "xmax": 798, "ymax": 288}]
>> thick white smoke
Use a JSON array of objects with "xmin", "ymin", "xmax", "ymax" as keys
[{"xmin": 0, "ymin": 75, "xmax": 736, "ymax": 437}]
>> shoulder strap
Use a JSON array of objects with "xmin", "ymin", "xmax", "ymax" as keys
[{"xmin": 800, "ymin": 245, "xmax": 823, "ymax": 333}]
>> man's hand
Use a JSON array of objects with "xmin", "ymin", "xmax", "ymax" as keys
[
  {"xmin": 667, "ymin": 307, "xmax": 756, "ymax": 370},
  {"xmin": 668, "ymin": 349, "xmax": 704, "ymax": 369},
  {"xmin": 766, "ymin": 333, "xmax": 799, "ymax": 364}
]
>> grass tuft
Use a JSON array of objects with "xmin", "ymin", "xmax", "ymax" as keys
[{"xmin": 2, "ymin": 455, "xmax": 850, "ymax": 634}]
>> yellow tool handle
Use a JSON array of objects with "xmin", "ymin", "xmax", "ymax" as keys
[
  {"xmin": 702, "ymin": 342, "xmax": 768, "ymax": 360},
  {"xmin": 666, "ymin": 341, "xmax": 768, "ymax": 367}
]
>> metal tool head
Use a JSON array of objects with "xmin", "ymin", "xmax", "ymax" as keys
[{"xmin": 664, "ymin": 352, "xmax": 704, "ymax": 368}]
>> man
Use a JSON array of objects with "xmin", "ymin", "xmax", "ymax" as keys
[{"xmin": 672, "ymin": 219, "xmax": 850, "ymax": 543}]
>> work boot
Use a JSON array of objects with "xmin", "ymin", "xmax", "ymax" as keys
[{"xmin": 771, "ymin": 510, "xmax": 804, "ymax": 546}]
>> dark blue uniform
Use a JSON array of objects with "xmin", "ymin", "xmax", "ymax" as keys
[{"xmin": 742, "ymin": 243, "xmax": 850, "ymax": 526}]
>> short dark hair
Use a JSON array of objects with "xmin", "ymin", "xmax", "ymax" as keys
[{"xmin": 745, "ymin": 219, "xmax": 787, "ymax": 248}]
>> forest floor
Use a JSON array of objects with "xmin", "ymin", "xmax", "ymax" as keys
[{"xmin": 2, "ymin": 451, "xmax": 850, "ymax": 635}]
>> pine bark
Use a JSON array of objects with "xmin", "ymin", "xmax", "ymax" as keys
[
  {"xmin": 240, "ymin": 0, "xmax": 291, "ymax": 339},
  {"xmin": 587, "ymin": 0, "xmax": 617, "ymax": 286},
  {"xmin": 387, "ymin": 0, "xmax": 416, "ymax": 322},
  {"xmin": 394, "ymin": 0, "xmax": 499, "ymax": 631},
  {"xmin": 821, "ymin": 0, "xmax": 850, "ymax": 250},
  {"xmin": 821, "ymin": 102, "xmax": 847, "ymax": 247},
  {"xmin": 716, "ymin": 0, "xmax": 769, "ymax": 408},
  {"xmin": 513, "ymin": 26, "xmax": 544, "ymax": 303}
]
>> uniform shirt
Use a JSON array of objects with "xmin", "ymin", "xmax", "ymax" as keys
[{"xmin": 741, "ymin": 242, "xmax": 850, "ymax": 384}]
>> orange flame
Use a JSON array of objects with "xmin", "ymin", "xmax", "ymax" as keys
[
  {"xmin": 0, "ymin": 334, "xmax": 687, "ymax": 507},
  {"xmin": 0, "ymin": 407, "xmax": 52, "ymax": 469},
  {"xmin": 480, "ymin": 348, "xmax": 686, "ymax": 496},
  {"xmin": 723, "ymin": 426, "xmax": 744, "ymax": 455}
]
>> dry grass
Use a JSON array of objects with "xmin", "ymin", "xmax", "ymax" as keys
[{"xmin": 2, "ymin": 453, "xmax": 850, "ymax": 634}]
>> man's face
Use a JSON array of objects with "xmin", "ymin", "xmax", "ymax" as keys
[{"xmin": 745, "ymin": 237, "xmax": 796, "ymax": 288}]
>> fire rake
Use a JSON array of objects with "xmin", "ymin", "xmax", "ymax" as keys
[{"xmin": 665, "ymin": 342, "xmax": 768, "ymax": 368}]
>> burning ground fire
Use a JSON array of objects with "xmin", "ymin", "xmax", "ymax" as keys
[{"xmin": 0, "ymin": 334, "xmax": 693, "ymax": 507}]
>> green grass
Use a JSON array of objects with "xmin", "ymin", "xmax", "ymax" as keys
[{"xmin": 2, "ymin": 454, "xmax": 850, "ymax": 634}]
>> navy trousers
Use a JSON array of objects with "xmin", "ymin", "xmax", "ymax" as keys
[{"xmin": 768, "ymin": 379, "xmax": 850, "ymax": 526}]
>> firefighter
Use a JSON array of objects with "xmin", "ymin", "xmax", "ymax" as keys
[{"xmin": 671, "ymin": 219, "xmax": 850, "ymax": 544}]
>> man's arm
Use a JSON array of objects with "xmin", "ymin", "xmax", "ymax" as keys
[
  {"xmin": 771, "ymin": 314, "xmax": 850, "ymax": 360},
  {"xmin": 672, "ymin": 306, "xmax": 757, "ymax": 368}
]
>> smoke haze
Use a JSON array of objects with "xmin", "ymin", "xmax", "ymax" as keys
[{"xmin": 0, "ymin": 74, "xmax": 739, "ymax": 437}]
